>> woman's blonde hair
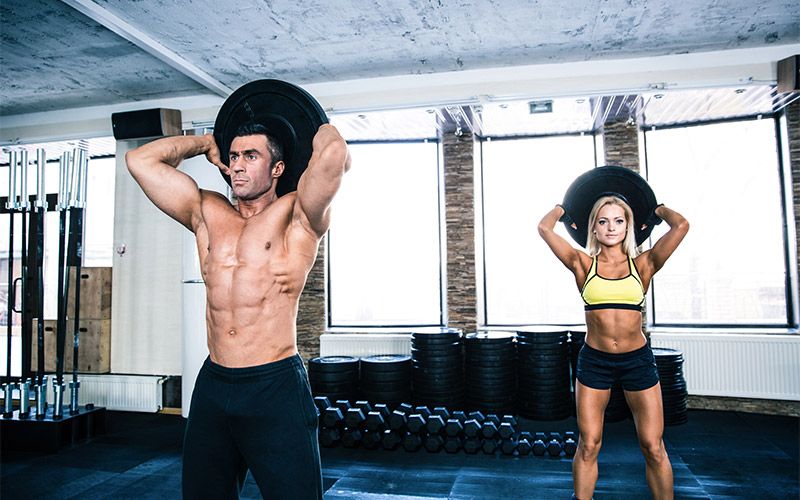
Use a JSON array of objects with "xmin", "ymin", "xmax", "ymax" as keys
[{"xmin": 585, "ymin": 195, "xmax": 639, "ymax": 257}]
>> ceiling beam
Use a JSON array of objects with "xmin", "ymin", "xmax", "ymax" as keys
[{"xmin": 59, "ymin": 0, "xmax": 233, "ymax": 97}]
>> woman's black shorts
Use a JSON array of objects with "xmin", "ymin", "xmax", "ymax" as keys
[{"xmin": 576, "ymin": 343, "xmax": 659, "ymax": 391}]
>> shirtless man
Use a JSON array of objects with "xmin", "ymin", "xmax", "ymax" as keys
[{"xmin": 126, "ymin": 121, "xmax": 350, "ymax": 499}]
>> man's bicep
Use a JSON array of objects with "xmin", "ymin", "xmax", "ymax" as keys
[{"xmin": 129, "ymin": 161, "xmax": 202, "ymax": 230}]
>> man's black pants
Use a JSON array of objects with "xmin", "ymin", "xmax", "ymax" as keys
[{"xmin": 182, "ymin": 354, "xmax": 322, "ymax": 499}]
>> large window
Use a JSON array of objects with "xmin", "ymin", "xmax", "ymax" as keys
[
  {"xmin": 481, "ymin": 135, "xmax": 598, "ymax": 325},
  {"xmin": 645, "ymin": 118, "xmax": 791, "ymax": 326},
  {"xmin": 328, "ymin": 141, "xmax": 443, "ymax": 327},
  {"xmin": 1, "ymin": 143, "xmax": 115, "ymax": 377}
]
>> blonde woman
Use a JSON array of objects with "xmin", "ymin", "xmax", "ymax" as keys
[{"xmin": 538, "ymin": 194, "xmax": 689, "ymax": 500}]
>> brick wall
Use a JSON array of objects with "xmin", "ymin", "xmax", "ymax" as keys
[
  {"xmin": 602, "ymin": 118, "xmax": 640, "ymax": 172},
  {"xmin": 442, "ymin": 131, "xmax": 478, "ymax": 332},
  {"xmin": 787, "ymin": 100, "xmax": 800, "ymax": 292},
  {"xmin": 296, "ymin": 237, "xmax": 326, "ymax": 363}
]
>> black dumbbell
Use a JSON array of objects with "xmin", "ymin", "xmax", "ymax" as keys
[
  {"xmin": 382, "ymin": 430, "xmax": 402, "ymax": 450},
  {"xmin": 485, "ymin": 414, "xmax": 501, "ymax": 427},
  {"xmin": 361, "ymin": 430, "xmax": 382, "ymax": 449},
  {"xmin": 445, "ymin": 418, "xmax": 464, "ymax": 437},
  {"xmin": 532, "ymin": 439, "xmax": 546, "ymax": 456},
  {"xmin": 464, "ymin": 419, "xmax": 482, "ymax": 438},
  {"xmin": 563, "ymin": 437, "xmax": 577, "ymax": 457},
  {"xmin": 451, "ymin": 410, "xmax": 467, "ymax": 423},
  {"xmin": 373, "ymin": 403, "xmax": 390, "ymax": 419},
  {"xmin": 414, "ymin": 406, "xmax": 432, "ymax": 419},
  {"xmin": 313, "ymin": 396, "xmax": 331, "ymax": 413},
  {"xmin": 501, "ymin": 415, "xmax": 518, "ymax": 427},
  {"xmin": 482, "ymin": 438, "xmax": 499, "ymax": 454},
  {"xmin": 481, "ymin": 420, "xmax": 498, "ymax": 439},
  {"xmin": 467, "ymin": 411, "xmax": 485, "ymax": 423},
  {"xmin": 397, "ymin": 402, "xmax": 414, "ymax": 414},
  {"xmin": 402, "ymin": 433, "xmax": 423, "ymax": 452},
  {"xmin": 500, "ymin": 438, "xmax": 518, "ymax": 455},
  {"xmin": 426, "ymin": 415, "xmax": 446, "ymax": 434},
  {"xmin": 388, "ymin": 410, "xmax": 408, "ymax": 431},
  {"xmin": 564, "ymin": 431, "xmax": 577, "ymax": 441},
  {"xmin": 334, "ymin": 400, "xmax": 352, "ymax": 413},
  {"xmin": 547, "ymin": 438, "xmax": 563, "ymax": 457},
  {"xmin": 345, "ymin": 408, "xmax": 367, "ymax": 429},
  {"xmin": 322, "ymin": 407, "xmax": 344, "ymax": 428},
  {"xmin": 354, "ymin": 400, "xmax": 373, "ymax": 415},
  {"xmin": 424, "ymin": 434, "xmax": 444, "ymax": 452},
  {"xmin": 463, "ymin": 437, "xmax": 482, "ymax": 454},
  {"xmin": 498, "ymin": 422, "xmax": 515, "ymax": 440},
  {"xmin": 444, "ymin": 436, "xmax": 463, "ymax": 453},
  {"xmin": 432, "ymin": 407, "xmax": 450, "ymax": 420},
  {"xmin": 407, "ymin": 414, "xmax": 427, "ymax": 434},
  {"xmin": 319, "ymin": 428, "xmax": 340, "ymax": 447},
  {"xmin": 550, "ymin": 432, "xmax": 563, "ymax": 443},
  {"xmin": 365, "ymin": 411, "xmax": 386, "ymax": 432},
  {"xmin": 517, "ymin": 437, "xmax": 532, "ymax": 455},
  {"xmin": 341, "ymin": 428, "xmax": 362, "ymax": 448}
]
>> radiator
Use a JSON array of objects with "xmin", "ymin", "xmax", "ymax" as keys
[
  {"xmin": 76, "ymin": 374, "xmax": 163, "ymax": 412},
  {"xmin": 320, "ymin": 333, "xmax": 411, "ymax": 358},
  {"xmin": 651, "ymin": 333, "xmax": 800, "ymax": 401}
]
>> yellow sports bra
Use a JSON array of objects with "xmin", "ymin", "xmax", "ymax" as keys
[{"xmin": 581, "ymin": 255, "xmax": 644, "ymax": 311}]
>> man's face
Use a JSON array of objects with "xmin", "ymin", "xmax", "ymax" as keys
[{"xmin": 227, "ymin": 134, "xmax": 284, "ymax": 200}]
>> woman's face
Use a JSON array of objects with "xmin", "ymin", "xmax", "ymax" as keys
[{"xmin": 593, "ymin": 203, "xmax": 628, "ymax": 247}]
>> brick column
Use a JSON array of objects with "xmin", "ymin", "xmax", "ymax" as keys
[
  {"xmin": 602, "ymin": 118, "xmax": 640, "ymax": 172},
  {"xmin": 787, "ymin": 100, "xmax": 800, "ymax": 297},
  {"xmin": 442, "ymin": 131, "xmax": 477, "ymax": 332},
  {"xmin": 297, "ymin": 237, "xmax": 326, "ymax": 362}
]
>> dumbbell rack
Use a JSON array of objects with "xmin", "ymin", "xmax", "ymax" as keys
[
  {"xmin": 0, "ymin": 403, "xmax": 107, "ymax": 453},
  {"xmin": 314, "ymin": 397, "xmax": 578, "ymax": 458}
]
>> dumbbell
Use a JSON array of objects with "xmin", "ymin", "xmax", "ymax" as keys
[
  {"xmin": 501, "ymin": 415, "xmax": 518, "ymax": 427},
  {"xmin": 532, "ymin": 438, "xmax": 546, "ymax": 457},
  {"xmin": 313, "ymin": 396, "xmax": 331, "ymax": 414},
  {"xmin": 382, "ymin": 430, "xmax": 402, "ymax": 450},
  {"xmin": 445, "ymin": 418, "xmax": 465, "ymax": 437},
  {"xmin": 322, "ymin": 407, "xmax": 345, "ymax": 428},
  {"xmin": 481, "ymin": 420, "xmax": 498, "ymax": 439},
  {"xmin": 397, "ymin": 402, "xmax": 414, "ymax": 414},
  {"xmin": 498, "ymin": 422, "xmax": 515, "ymax": 440},
  {"xmin": 463, "ymin": 437, "xmax": 482, "ymax": 454},
  {"xmin": 319, "ymin": 427, "xmax": 341, "ymax": 447},
  {"xmin": 334, "ymin": 400, "xmax": 352, "ymax": 413},
  {"xmin": 484, "ymin": 414, "xmax": 501, "ymax": 427},
  {"xmin": 345, "ymin": 408, "xmax": 367, "ymax": 429},
  {"xmin": 414, "ymin": 406, "xmax": 432, "ymax": 419},
  {"xmin": 432, "ymin": 406, "xmax": 450, "ymax": 420},
  {"xmin": 424, "ymin": 434, "xmax": 444, "ymax": 453},
  {"xmin": 365, "ymin": 411, "xmax": 387, "ymax": 432},
  {"xmin": 373, "ymin": 403, "xmax": 391, "ymax": 419},
  {"xmin": 451, "ymin": 410, "xmax": 468, "ymax": 423},
  {"xmin": 547, "ymin": 438, "xmax": 563, "ymax": 457},
  {"xmin": 354, "ymin": 400, "xmax": 373, "ymax": 416},
  {"xmin": 467, "ymin": 410, "xmax": 485, "ymax": 423},
  {"xmin": 361, "ymin": 430, "xmax": 382, "ymax": 449},
  {"xmin": 500, "ymin": 438, "xmax": 518, "ymax": 455},
  {"xmin": 341, "ymin": 428, "xmax": 362, "ymax": 448},
  {"xmin": 402, "ymin": 433, "xmax": 423, "ymax": 452},
  {"xmin": 407, "ymin": 414, "xmax": 427, "ymax": 434},
  {"xmin": 563, "ymin": 433, "xmax": 577, "ymax": 457},
  {"xmin": 444, "ymin": 436, "xmax": 463, "ymax": 453},
  {"xmin": 426, "ymin": 415, "xmax": 446, "ymax": 435},
  {"xmin": 464, "ymin": 419, "xmax": 482, "ymax": 438},
  {"xmin": 517, "ymin": 437, "xmax": 532, "ymax": 456},
  {"xmin": 388, "ymin": 410, "xmax": 408, "ymax": 431},
  {"xmin": 482, "ymin": 438, "xmax": 500, "ymax": 454}
]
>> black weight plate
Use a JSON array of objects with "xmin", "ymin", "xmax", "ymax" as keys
[
  {"xmin": 309, "ymin": 356, "xmax": 360, "ymax": 370},
  {"xmin": 308, "ymin": 371, "xmax": 359, "ymax": 384},
  {"xmin": 464, "ymin": 331, "xmax": 516, "ymax": 343},
  {"xmin": 561, "ymin": 165, "xmax": 659, "ymax": 246},
  {"xmin": 360, "ymin": 354, "xmax": 412, "ymax": 369},
  {"xmin": 214, "ymin": 79, "xmax": 328, "ymax": 197}
]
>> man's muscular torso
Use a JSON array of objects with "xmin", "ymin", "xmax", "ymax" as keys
[{"xmin": 195, "ymin": 191, "xmax": 319, "ymax": 367}]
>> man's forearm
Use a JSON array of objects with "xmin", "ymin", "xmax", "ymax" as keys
[{"xmin": 127, "ymin": 134, "xmax": 218, "ymax": 171}]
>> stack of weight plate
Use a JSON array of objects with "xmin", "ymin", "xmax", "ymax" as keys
[
  {"xmin": 308, "ymin": 356, "xmax": 360, "ymax": 402},
  {"xmin": 464, "ymin": 331, "xmax": 517, "ymax": 415},
  {"xmin": 359, "ymin": 354, "xmax": 413, "ymax": 406},
  {"xmin": 653, "ymin": 347, "xmax": 689, "ymax": 425},
  {"xmin": 516, "ymin": 327, "xmax": 572, "ymax": 420},
  {"xmin": 411, "ymin": 328, "xmax": 464, "ymax": 408}
]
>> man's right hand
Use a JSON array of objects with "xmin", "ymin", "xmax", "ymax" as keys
[{"xmin": 202, "ymin": 134, "xmax": 229, "ymax": 175}]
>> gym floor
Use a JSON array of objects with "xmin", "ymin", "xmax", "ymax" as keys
[{"xmin": 1, "ymin": 409, "xmax": 797, "ymax": 499}]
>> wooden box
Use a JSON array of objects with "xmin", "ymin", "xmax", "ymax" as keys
[
  {"xmin": 31, "ymin": 319, "xmax": 111, "ymax": 374},
  {"xmin": 66, "ymin": 267, "xmax": 112, "ymax": 320}
]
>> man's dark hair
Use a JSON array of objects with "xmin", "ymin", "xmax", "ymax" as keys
[{"xmin": 234, "ymin": 122, "xmax": 284, "ymax": 168}]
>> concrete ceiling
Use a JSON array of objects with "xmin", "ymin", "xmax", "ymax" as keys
[{"xmin": 1, "ymin": 0, "xmax": 799, "ymax": 119}]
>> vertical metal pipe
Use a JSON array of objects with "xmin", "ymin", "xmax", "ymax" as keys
[
  {"xmin": 35, "ymin": 375, "xmax": 47, "ymax": 419},
  {"xmin": 19, "ymin": 378, "xmax": 30, "ymax": 418}
]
